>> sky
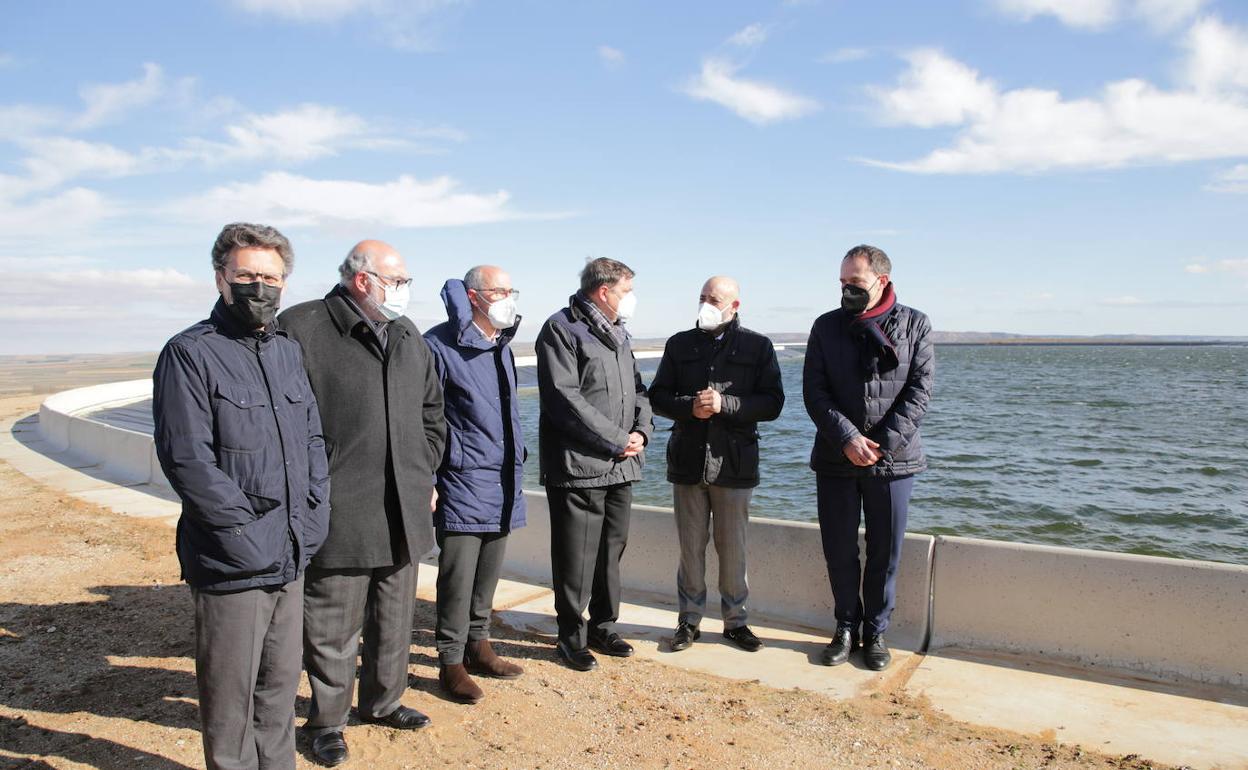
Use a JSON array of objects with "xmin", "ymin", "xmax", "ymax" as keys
[{"xmin": 2, "ymin": 0, "xmax": 1247, "ymax": 354}]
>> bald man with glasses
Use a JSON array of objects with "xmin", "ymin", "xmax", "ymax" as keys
[{"xmin": 279, "ymin": 240, "xmax": 446, "ymax": 766}]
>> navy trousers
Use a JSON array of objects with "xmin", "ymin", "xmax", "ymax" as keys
[{"xmin": 815, "ymin": 473, "xmax": 914, "ymax": 637}]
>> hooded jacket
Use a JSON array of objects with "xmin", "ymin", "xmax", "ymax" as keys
[
  {"xmin": 153, "ymin": 299, "xmax": 331, "ymax": 591},
  {"xmin": 423, "ymin": 280, "xmax": 527, "ymax": 533}
]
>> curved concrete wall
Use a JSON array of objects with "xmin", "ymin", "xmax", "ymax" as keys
[{"xmin": 34, "ymin": 380, "xmax": 1248, "ymax": 687}]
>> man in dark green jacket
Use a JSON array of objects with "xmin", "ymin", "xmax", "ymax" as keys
[
  {"xmin": 649, "ymin": 276, "xmax": 784, "ymax": 653},
  {"xmin": 536, "ymin": 257, "xmax": 653, "ymax": 671}
]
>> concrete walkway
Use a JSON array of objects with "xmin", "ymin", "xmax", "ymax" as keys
[{"xmin": 4, "ymin": 409, "xmax": 1247, "ymax": 770}]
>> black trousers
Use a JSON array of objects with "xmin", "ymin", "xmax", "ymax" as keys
[
  {"xmin": 546, "ymin": 483, "xmax": 632, "ymax": 649},
  {"xmin": 816, "ymin": 473, "xmax": 914, "ymax": 637}
]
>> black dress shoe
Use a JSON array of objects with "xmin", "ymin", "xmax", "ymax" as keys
[
  {"xmin": 588, "ymin": 630, "xmax": 635, "ymax": 657},
  {"xmin": 722, "ymin": 625, "xmax": 763, "ymax": 652},
  {"xmin": 311, "ymin": 731, "xmax": 349, "ymax": 767},
  {"xmin": 359, "ymin": 705, "xmax": 432, "ymax": 730},
  {"xmin": 862, "ymin": 634, "xmax": 891, "ymax": 671},
  {"xmin": 670, "ymin": 621, "xmax": 700, "ymax": 652},
  {"xmin": 820, "ymin": 623, "xmax": 859, "ymax": 666},
  {"xmin": 556, "ymin": 639, "xmax": 598, "ymax": 671}
]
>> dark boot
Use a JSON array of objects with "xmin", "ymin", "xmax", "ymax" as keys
[
  {"xmin": 465, "ymin": 638, "xmax": 524, "ymax": 679},
  {"xmin": 862, "ymin": 634, "xmax": 891, "ymax": 671},
  {"xmin": 820, "ymin": 623, "xmax": 859, "ymax": 666},
  {"xmin": 439, "ymin": 663, "xmax": 484, "ymax": 704}
]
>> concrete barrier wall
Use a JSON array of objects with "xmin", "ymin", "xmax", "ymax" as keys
[
  {"xmin": 39, "ymin": 379, "xmax": 154, "ymax": 467},
  {"xmin": 33, "ymin": 381, "xmax": 1248, "ymax": 687},
  {"xmin": 929, "ymin": 535, "xmax": 1248, "ymax": 687},
  {"xmin": 503, "ymin": 491, "xmax": 935, "ymax": 649}
]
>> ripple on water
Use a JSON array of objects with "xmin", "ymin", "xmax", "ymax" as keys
[
  {"xmin": 1069, "ymin": 459, "xmax": 1103, "ymax": 467},
  {"xmin": 1129, "ymin": 485, "xmax": 1184, "ymax": 495}
]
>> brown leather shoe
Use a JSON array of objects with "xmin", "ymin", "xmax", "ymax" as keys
[
  {"xmin": 465, "ymin": 638, "xmax": 524, "ymax": 679},
  {"xmin": 439, "ymin": 663, "xmax": 484, "ymax": 704}
]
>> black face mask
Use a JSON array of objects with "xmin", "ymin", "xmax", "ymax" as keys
[
  {"xmin": 226, "ymin": 281, "xmax": 281, "ymax": 330},
  {"xmin": 840, "ymin": 281, "xmax": 874, "ymax": 315}
]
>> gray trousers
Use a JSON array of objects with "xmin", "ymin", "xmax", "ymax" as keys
[
  {"xmin": 301, "ymin": 559, "xmax": 417, "ymax": 737},
  {"xmin": 547, "ymin": 483, "xmax": 632, "ymax": 648},
  {"xmin": 673, "ymin": 483, "xmax": 753, "ymax": 629},
  {"xmin": 435, "ymin": 530, "xmax": 509, "ymax": 664},
  {"xmin": 193, "ymin": 576, "xmax": 303, "ymax": 770}
]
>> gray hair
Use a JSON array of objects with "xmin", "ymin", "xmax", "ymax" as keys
[
  {"xmin": 211, "ymin": 223, "xmax": 294, "ymax": 276},
  {"xmin": 463, "ymin": 265, "xmax": 489, "ymax": 290},
  {"xmin": 843, "ymin": 244, "xmax": 892, "ymax": 276},
  {"xmin": 338, "ymin": 244, "xmax": 376, "ymax": 285},
  {"xmin": 579, "ymin": 257, "xmax": 635, "ymax": 294}
]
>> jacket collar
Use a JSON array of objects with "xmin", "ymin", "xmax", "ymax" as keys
[
  {"xmin": 210, "ymin": 297, "xmax": 283, "ymax": 342},
  {"xmin": 323, "ymin": 285, "xmax": 414, "ymax": 353}
]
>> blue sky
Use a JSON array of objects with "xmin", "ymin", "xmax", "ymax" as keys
[{"xmin": 2, "ymin": 0, "xmax": 1246, "ymax": 353}]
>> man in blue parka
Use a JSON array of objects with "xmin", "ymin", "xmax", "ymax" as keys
[
  {"xmin": 153, "ymin": 222, "xmax": 330, "ymax": 770},
  {"xmin": 424, "ymin": 265, "xmax": 527, "ymax": 704}
]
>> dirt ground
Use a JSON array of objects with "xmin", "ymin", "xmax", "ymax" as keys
[{"xmin": 0, "ymin": 394, "xmax": 1177, "ymax": 770}]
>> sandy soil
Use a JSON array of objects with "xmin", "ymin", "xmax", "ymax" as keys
[{"xmin": 0, "ymin": 394, "xmax": 1176, "ymax": 770}]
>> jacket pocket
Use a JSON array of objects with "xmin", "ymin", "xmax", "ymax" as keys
[
  {"xmin": 725, "ymin": 431, "xmax": 760, "ymax": 481},
  {"xmin": 194, "ymin": 502, "xmax": 286, "ymax": 580},
  {"xmin": 214, "ymin": 383, "xmax": 270, "ymax": 452}
]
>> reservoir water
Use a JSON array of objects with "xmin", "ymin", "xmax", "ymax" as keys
[{"xmin": 518, "ymin": 344, "xmax": 1248, "ymax": 565}]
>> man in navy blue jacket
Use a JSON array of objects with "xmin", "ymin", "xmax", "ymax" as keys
[
  {"xmin": 424, "ymin": 266, "xmax": 527, "ymax": 704},
  {"xmin": 153, "ymin": 222, "xmax": 330, "ymax": 770},
  {"xmin": 803, "ymin": 244, "xmax": 934, "ymax": 672}
]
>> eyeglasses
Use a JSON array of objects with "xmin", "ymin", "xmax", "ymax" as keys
[
  {"xmin": 477, "ymin": 287, "xmax": 520, "ymax": 299},
  {"xmin": 366, "ymin": 271, "xmax": 414, "ymax": 289},
  {"xmin": 230, "ymin": 269, "xmax": 285, "ymax": 287}
]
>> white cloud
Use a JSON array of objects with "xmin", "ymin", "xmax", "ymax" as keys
[
  {"xmin": 683, "ymin": 58, "xmax": 819, "ymax": 125},
  {"xmin": 992, "ymin": 0, "xmax": 1208, "ymax": 30},
  {"xmin": 1184, "ymin": 258, "xmax": 1248, "ymax": 275},
  {"xmin": 863, "ymin": 19, "xmax": 1248, "ymax": 174},
  {"xmin": 820, "ymin": 47, "xmax": 870, "ymax": 64},
  {"xmin": 0, "ymin": 105, "xmax": 62, "ymax": 141},
  {"xmin": 231, "ymin": 0, "xmax": 465, "ymax": 50},
  {"xmin": 727, "ymin": 23, "xmax": 769, "ymax": 48},
  {"xmin": 197, "ymin": 104, "xmax": 380, "ymax": 163},
  {"xmin": 75, "ymin": 63, "xmax": 178, "ymax": 129},
  {"xmin": 0, "ymin": 188, "xmax": 114, "ymax": 239},
  {"xmin": 1101, "ymin": 295, "xmax": 1145, "ymax": 305},
  {"xmin": 867, "ymin": 49, "xmax": 998, "ymax": 127},
  {"xmin": 1206, "ymin": 163, "xmax": 1248, "ymax": 192},
  {"xmin": 0, "ymin": 267, "xmax": 210, "ymax": 326},
  {"xmin": 1181, "ymin": 15, "xmax": 1248, "ymax": 93},
  {"xmin": 0, "ymin": 52, "xmax": 15, "ymax": 68},
  {"xmin": 232, "ymin": 0, "xmax": 384, "ymax": 21},
  {"xmin": 168, "ymin": 171, "xmax": 562, "ymax": 228},
  {"xmin": 598, "ymin": 45, "xmax": 625, "ymax": 68}
]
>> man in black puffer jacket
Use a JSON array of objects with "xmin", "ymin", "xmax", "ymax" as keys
[
  {"xmin": 803, "ymin": 244, "xmax": 934, "ymax": 672},
  {"xmin": 649, "ymin": 276, "xmax": 784, "ymax": 654}
]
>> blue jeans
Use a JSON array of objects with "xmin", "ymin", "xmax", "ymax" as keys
[{"xmin": 816, "ymin": 474, "xmax": 914, "ymax": 637}]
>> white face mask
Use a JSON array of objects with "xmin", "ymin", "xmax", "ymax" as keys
[
  {"xmin": 485, "ymin": 295, "xmax": 518, "ymax": 329},
  {"xmin": 697, "ymin": 302, "xmax": 727, "ymax": 331},
  {"xmin": 369, "ymin": 275, "xmax": 410, "ymax": 321},
  {"xmin": 614, "ymin": 291, "xmax": 637, "ymax": 323}
]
